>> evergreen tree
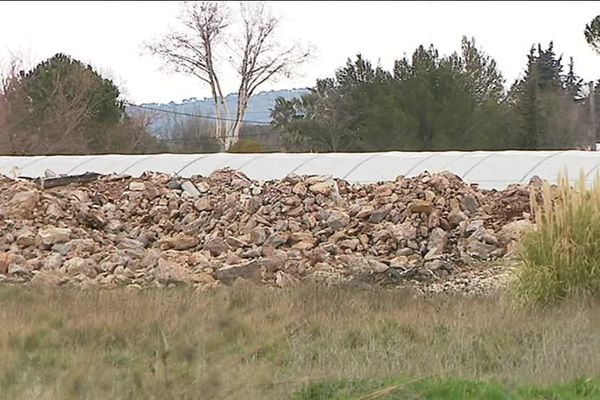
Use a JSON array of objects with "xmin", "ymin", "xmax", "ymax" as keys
[
  {"xmin": 3, "ymin": 53, "xmax": 159, "ymax": 155},
  {"xmin": 510, "ymin": 43, "xmax": 587, "ymax": 149},
  {"xmin": 585, "ymin": 15, "xmax": 600, "ymax": 55},
  {"xmin": 271, "ymin": 38, "xmax": 585, "ymax": 153}
]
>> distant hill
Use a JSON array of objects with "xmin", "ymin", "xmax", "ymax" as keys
[{"xmin": 126, "ymin": 88, "xmax": 309, "ymax": 135}]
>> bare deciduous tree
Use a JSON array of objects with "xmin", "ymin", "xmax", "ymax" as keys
[
  {"xmin": 147, "ymin": 1, "xmax": 311, "ymax": 150},
  {"xmin": 127, "ymin": 110, "xmax": 161, "ymax": 151},
  {"xmin": 147, "ymin": 1, "xmax": 232, "ymax": 149},
  {"xmin": 38, "ymin": 68, "xmax": 100, "ymax": 154},
  {"xmin": 229, "ymin": 2, "xmax": 310, "ymax": 144},
  {"xmin": 155, "ymin": 105, "xmax": 222, "ymax": 153},
  {"xmin": 0, "ymin": 56, "xmax": 30, "ymax": 155}
]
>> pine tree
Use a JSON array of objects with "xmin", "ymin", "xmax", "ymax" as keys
[{"xmin": 510, "ymin": 43, "xmax": 587, "ymax": 149}]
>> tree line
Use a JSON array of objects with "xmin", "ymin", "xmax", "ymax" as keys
[{"xmin": 271, "ymin": 36, "xmax": 599, "ymax": 152}]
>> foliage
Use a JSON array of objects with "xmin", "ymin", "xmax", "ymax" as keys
[
  {"xmin": 11, "ymin": 53, "xmax": 122, "ymax": 152},
  {"xmin": 25, "ymin": 53, "xmax": 123, "ymax": 123},
  {"xmin": 512, "ymin": 172, "xmax": 600, "ymax": 307},
  {"xmin": 1, "ymin": 53, "xmax": 161, "ymax": 155},
  {"xmin": 509, "ymin": 43, "xmax": 587, "ymax": 150},
  {"xmin": 227, "ymin": 138, "xmax": 263, "ymax": 153},
  {"xmin": 272, "ymin": 38, "xmax": 511, "ymax": 151},
  {"xmin": 585, "ymin": 15, "xmax": 600, "ymax": 55},
  {"xmin": 271, "ymin": 77, "xmax": 364, "ymax": 152},
  {"xmin": 272, "ymin": 38, "xmax": 589, "ymax": 152}
]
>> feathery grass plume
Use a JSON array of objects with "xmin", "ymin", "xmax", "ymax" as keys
[{"xmin": 512, "ymin": 169, "xmax": 600, "ymax": 307}]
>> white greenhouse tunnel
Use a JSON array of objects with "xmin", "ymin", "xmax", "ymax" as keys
[{"xmin": 2, "ymin": 151, "xmax": 600, "ymax": 190}]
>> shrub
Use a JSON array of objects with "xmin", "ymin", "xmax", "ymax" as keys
[
  {"xmin": 227, "ymin": 139, "xmax": 263, "ymax": 153},
  {"xmin": 512, "ymin": 171, "xmax": 600, "ymax": 307}
]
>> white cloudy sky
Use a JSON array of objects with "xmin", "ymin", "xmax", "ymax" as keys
[{"xmin": 1, "ymin": 1, "xmax": 599, "ymax": 104}]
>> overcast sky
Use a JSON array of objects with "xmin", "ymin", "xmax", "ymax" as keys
[{"xmin": 1, "ymin": 1, "xmax": 599, "ymax": 104}]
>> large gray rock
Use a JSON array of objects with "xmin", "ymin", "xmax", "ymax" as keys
[
  {"xmin": 43, "ymin": 253, "xmax": 63, "ymax": 270},
  {"xmin": 7, "ymin": 190, "xmax": 39, "ymax": 218},
  {"xmin": 250, "ymin": 227, "xmax": 267, "ymax": 245},
  {"xmin": 164, "ymin": 234, "xmax": 199, "ymax": 251},
  {"xmin": 326, "ymin": 210, "xmax": 350, "ymax": 230},
  {"xmin": 181, "ymin": 181, "xmax": 201, "ymax": 198},
  {"xmin": 204, "ymin": 237, "xmax": 228, "ymax": 256},
  {"xmin": 30, "ymin": 270, "xmax": 66, "ymax": 287},
  {"xmin": 461, "ymin": 195, "xmax": 479, "ymax": 213},
  {"xmin": 448, "ymin": 209, "xmax": 468, "ymax": 226},
  {"xmin": 265, "ymin": 232, "xmax": 289, "ymax": 248},
  {"xmin": 308, "ymin": 179, "xmax": 333, "ymax": 195},
  {"xmin": 128, "ymin": 182, "xmax": 146, "ymax": 191}
]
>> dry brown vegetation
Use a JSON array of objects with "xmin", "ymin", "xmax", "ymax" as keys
[
  {"xmin": 0, "ymin": 54, "xmax": 162, "ymax": 156},
  {"xmin": 0, "ymin": 283, "xmax": 599, "ymax": 399},
  {"xmin": 512, "ymin": 172, "xmax": 600, "ymax": 307}
]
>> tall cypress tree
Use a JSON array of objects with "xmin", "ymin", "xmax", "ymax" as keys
[{"xmin": 510, "ymin": 43, "xmax": 587, "ymax": 149}]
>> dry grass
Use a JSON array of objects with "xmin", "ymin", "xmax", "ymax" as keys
[
  {"xmin": 513, "ymin": 171, "xmax": 600, "ymax": 307},
  {"xmin": 0, "ymin": 282, "xmax": 599, "ymax": 399}
]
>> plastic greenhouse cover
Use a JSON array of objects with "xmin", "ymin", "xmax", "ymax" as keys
[{"xmin": 2, "ymin": 150, "xmax": 600, "ymax": 190}]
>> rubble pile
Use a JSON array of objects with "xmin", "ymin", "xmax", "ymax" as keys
[{"xmin": 0, "ymin": 169, "xmax": 535, "ymax": 292}]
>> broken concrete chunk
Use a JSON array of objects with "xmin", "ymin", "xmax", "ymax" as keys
[{"xmin": 181, "ymin": 181, "xmax": 201, "ymax": 198}]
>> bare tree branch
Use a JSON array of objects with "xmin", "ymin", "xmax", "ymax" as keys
[
  {"xmin": 228, "ymin": 1, "xmax": 310, "ymax": 145},
  {"xmin": 0, "ymin": 56, "xmax": 24, "ymax": 155},
  {"xmin": 146, "ymin": 1, "xmax": 232, "ymax": 149},
  {"xmin": 147, "ymin": 1, "xmax": 311, "ymax": 150}
]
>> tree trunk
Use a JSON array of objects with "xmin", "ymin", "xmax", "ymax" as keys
[
  {"xmin": 205, "ymin": 40, "xmax": 227, "ymax": 151},
  {"xmin": 214, "ymin": 77, "xmax": 231, "ymax": 137},
  {"xmin": 208, "ymin": 80, "xmax": 226, "ymax": 151},
  {"xmin": 230, "ymin": 88, "xmax": 250, "ymax": 148}
]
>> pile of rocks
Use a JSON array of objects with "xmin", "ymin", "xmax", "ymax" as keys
[{"xmin": 0, "ymin": 169, "xmax": 535, "ymax": 292}]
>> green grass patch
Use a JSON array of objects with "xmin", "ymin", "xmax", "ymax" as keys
[{"xmin": 293, "ymin": 377, "xmax": 600, "ymax": 400}]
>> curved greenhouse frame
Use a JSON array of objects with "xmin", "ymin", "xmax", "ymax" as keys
[{"xmin": 2, "ymin": 150, "xmax": 600, "ymax": 189}]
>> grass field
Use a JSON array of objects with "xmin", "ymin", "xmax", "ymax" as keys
[
  {"xmin": 294, "ymin": 377, "xmax": 600, "ymax": 399},
  {"xmin": 0, "ymin": 282, "xmax": 599, "ymax": 399}
]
